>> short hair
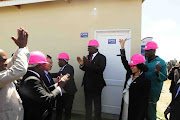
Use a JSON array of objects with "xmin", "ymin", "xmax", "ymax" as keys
[
  {"xmin": 136, "ymin": 63, "xmax": 149, "ymax": 72},
  {"xmin": 46, "ymin": 54, "xmax": 52, "ymax": 59}
]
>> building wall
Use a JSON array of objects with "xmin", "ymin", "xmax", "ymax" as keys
[{"xmin": 0, "ymin": 0, "xmax": 142, "ymax": 114}]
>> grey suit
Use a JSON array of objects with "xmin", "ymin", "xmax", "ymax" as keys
[
  {"xmin": 0, "ymin": 48, "xmax": 30, "ymax": 120},
  {"xmin": 19, "ymin": 70, "xmax": 61, "ymax": 120}
]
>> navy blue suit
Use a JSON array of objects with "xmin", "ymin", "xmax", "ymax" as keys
[
  {"xmin": 41, "ymin": 71, "xmax": 56, "ymax": 120},
  {"xmin": 51, "ymin": 64, "xmax": 77, "ymax": 120}
]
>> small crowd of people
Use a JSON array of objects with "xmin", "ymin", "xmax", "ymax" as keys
[
  {"xmin": 0, "ymin": 27, "xmax": 178, "ymax": 120},
  {"xmin": 0, "ymin": 27, "xmax": 105, "ymax": 120}
]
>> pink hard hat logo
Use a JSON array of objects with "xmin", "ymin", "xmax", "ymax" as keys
[
  {"xmin": 143, "ymin": 41, "xmax": 158, "ymax": 50},
  {"xmin": 129, "ymin": 54, "xmax": 146, "ymax": 66},
  {"xmin": 88, "ymin": 39, "xmax": 99, "ymax": 47},
  {"xmin": 29, "ymin": 51, "xmax": 48, "ymax": 64},
  {"xmin": 57, "ymin": 53, "xmax": 69, "ymax": 60}
]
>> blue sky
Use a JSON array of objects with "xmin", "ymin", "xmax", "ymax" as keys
[{"xmin": 142, "ymin": 0, "xmax": 180, "ymax": 62}]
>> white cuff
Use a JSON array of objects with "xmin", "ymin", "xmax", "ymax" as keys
[
  {"xmin": 57, "ymin": 86, "xmax": 62, "ymax": 96},
  {"xmin": 54, "ymin": 83, "xmax": 62, "ymax": 96},
  {"xmin": 18, "ymin": 47, "xmax": 28, "ymax": 53},
  {"xmin": 54, "ymin": 83, "xmax": 58, "ymax": 88}
]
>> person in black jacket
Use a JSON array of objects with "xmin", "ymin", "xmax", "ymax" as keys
[
  {"xmin": 43, "ymin": 55, "xmax": 55, "ymax": 88},
  {"xmin": 77, "ymin": 39, "xmax": 106, "ymax": 120},
  {"xmin": 41, "ymin": 55, "xmax": 56, "ymax": 120},
  {"xmin": 19, "ymin": 51, "xmax": 69, "ymax": 120},
  {"xmin": 119, "ymin": 39, "xmax": 151, "ymax": 120},
  {"xmin": 164, "ymin": 80, "xmax": 180, "ymax": 120},
  {"xmin": 168, "ymin": 64, "xmax": 180, "ymax": 97},
  {"xmin": 51, "ymin": 53, "xmax": 77, "ymax": 120}
]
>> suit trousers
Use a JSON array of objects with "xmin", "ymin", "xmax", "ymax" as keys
[
  {"xmin": 85, "ymin": 93, "xmax": 102, "ymax": 120},
  {"xmin": 56, "ymin": 93, "xmax": 74, "ymax": 120}
]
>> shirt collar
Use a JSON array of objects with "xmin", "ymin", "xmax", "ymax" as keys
[
  {"xmin": 28, "ymin": 70, "xmax": 40, "ymax": 78},
  {"xmin": 146, "ymin": 56, "xmax": 159, "ymax": 63},
  {"xmin": 60, "ymin": 64, "xmax": 67, "ymax": 71},
  {"xmin": 92, "ymin": 52, "xmax": 98, "ymax": 60},
  {"xmin": 44, "ymin": 70, "xmax": 48, "ymax": 74}
]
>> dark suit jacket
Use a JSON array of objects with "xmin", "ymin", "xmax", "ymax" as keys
[
  {"xmin": 80, "ymin": 52, "xmax": 106, "ymax": 94},
  {"xmin": 42, "ymin": 71, "xmax": 55, "ymax": 91},
  {"xmin": 119, "ymin": 49, "xmax": 151, "ymax": 120},
  {"xmin": 51, "ymin": 64, "xmax": 77, "ymax": 95},
  {"xmin": 169, "ymin": 83, "xmax": 180, "ymax": 120},
  {"xmin": 19, "ymin": 71, "xmax": 60, "ymax": 120},
  {"xmin": 168, "ymin": 67, "xmax": 180, "ymax": 94}
]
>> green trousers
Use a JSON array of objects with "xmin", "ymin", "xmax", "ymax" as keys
[{"xmin": 147, "ymin": 97, "xmax": 158, "ymax": 120}]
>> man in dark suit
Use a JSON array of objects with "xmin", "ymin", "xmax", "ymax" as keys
[
  {"xmin": 41, "ymin": 55, "xmax": 56, "ymax": 120},
  {"xmin": 51, "ymin": 53, "xmax": 77, "ymax": 120},
  {"xmin": 43, "ymin": 55, "xmax": 55, "ymax": 89},
  {"xmin": 168, "ymin": 65, "xmax": 180, "ymax": 97},
  {"xmin": 19, "ymin": 51, "xmax": 69, "ymax": 120},
  {"xmin": 164, "ymin": 80, "xmax": 180, "ymax": 120},
  {"xmin": 77, "ymin": 39, "xmax": 106, "ymax": 120}
]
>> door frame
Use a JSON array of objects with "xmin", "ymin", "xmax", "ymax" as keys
[
  {"xmin": 94, "ymin": 29, "xmax": 131, "ymax": 115},
  {"xmin": 94, "ymin": 29, "xmax": 132, "ymax": 87}
]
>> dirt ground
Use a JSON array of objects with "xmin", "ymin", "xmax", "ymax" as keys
[{"xmin": 157, "ymin": 80, "xmax": 172, "ymax": 120}]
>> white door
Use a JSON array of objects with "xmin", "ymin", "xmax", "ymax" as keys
[{"xmin": 95, "ymin": 29, "xmax": 131, "ymax": 115}]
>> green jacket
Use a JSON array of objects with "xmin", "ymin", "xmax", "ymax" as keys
[{"xmin": 145, "ymin": 56, "xmax": 167, "ymax": 101}]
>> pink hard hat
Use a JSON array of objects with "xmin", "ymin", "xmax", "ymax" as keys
[
  {"xmin": 143, "ymin": 41, "xmax": 158, "ymax": 50},
  {"xmin": 88, "ymin": 39, "xmax": 99, "ymax": 47},
  {"xmin": 29, "ymin": 51, "xmax": 48, "ymax": 64},
  {"xmin": 129, "ymin": 54, "xmax": 146, "ymax": 66},
  {"xmin": 57, "ymin": 53, "xmax": 69, "ymax": 60}
]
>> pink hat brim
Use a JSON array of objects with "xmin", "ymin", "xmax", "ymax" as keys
[
  {"xmin": 38, "ymin": 61, "xmax": 48, "ymax": 64},
  {"xmin": 143, "ymin": 47, "xmax": 158, "ymax": 50},
  {"xmin": 143, "ymin": 48, "xmax": 149, "ymax": 50},
  {"xmin": 129, "ymin": 63, "xmax": 137, "ymax": 66}
]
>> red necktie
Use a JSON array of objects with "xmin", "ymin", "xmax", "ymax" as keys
[{"xmin": 90, "ymin": 55, "xmax": 93, "ymax": 63}]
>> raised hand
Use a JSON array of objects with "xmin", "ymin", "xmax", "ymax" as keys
[
  {"xmin": 77, "ymin": 56, "xmax": 84, "ymax": 65},
  {"xmin": 119, "ymin": 39, "xmax": 127, "ymax": 49},
  {"xmin": 11, "ymin": 27, "xmax": 28, "ymax": 48},
  {"xmin": 83, "ymin": 56, "xmax": 89, "ymax": 65},
  {"xmin": 155, "ymin": 62, "xmax": 162, "ymax": 74}
]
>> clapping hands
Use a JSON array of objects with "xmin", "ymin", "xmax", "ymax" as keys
[{"xmin": 56, "ymin": 74, "xmax": 70, "ymax": 88}]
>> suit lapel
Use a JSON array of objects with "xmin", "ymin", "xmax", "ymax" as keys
[
  {"xmin": 40, "ymin": 77, "xmax": 51, "ymax": 93},
  {"xmin": 91, "ymin": 52, "xmax": 99, "ymax": 63}
]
